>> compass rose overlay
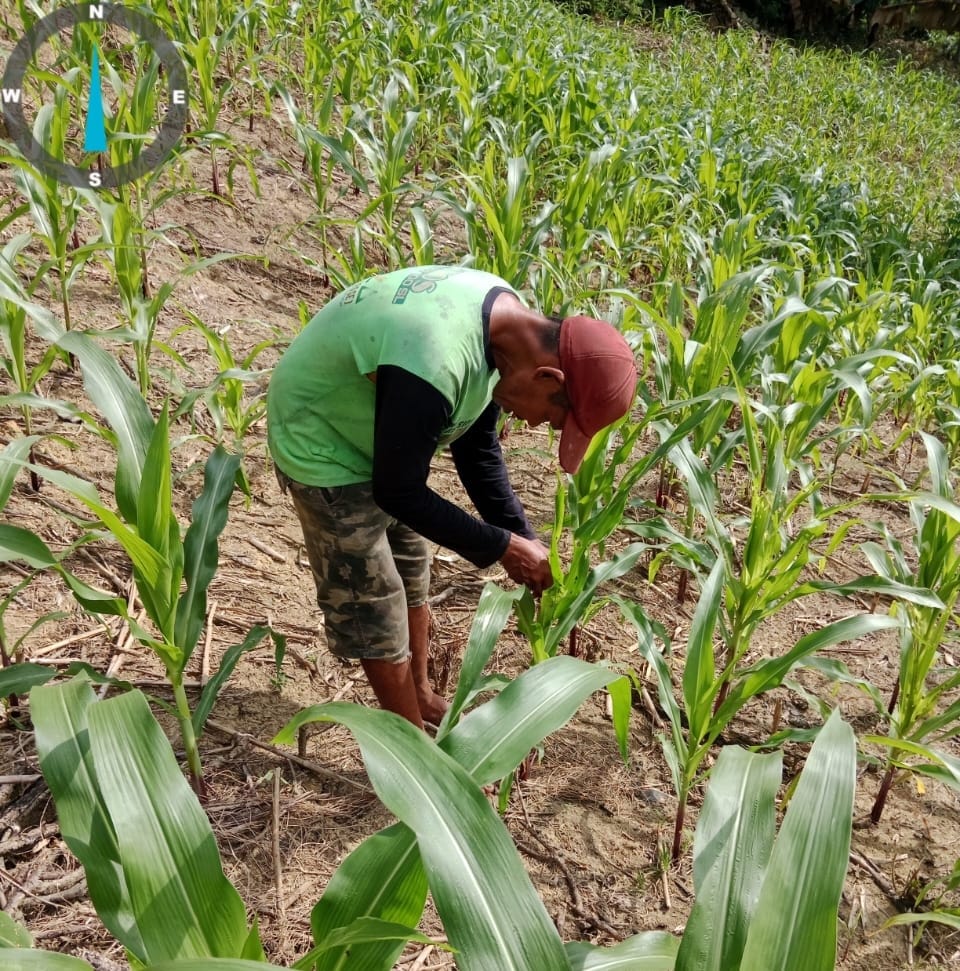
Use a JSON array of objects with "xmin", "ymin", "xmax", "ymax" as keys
[{"xmin": 1, "ymin": 3, "xmax": 189, "ymax": 189}]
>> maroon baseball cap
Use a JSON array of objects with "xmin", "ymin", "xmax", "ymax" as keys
[{"xmin": 558, "ymin": 316, "xmax": 639, "ymax": 474}]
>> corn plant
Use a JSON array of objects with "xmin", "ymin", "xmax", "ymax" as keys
[
  {"xmin": 0, "ymin": 704, "xmax": 857, "ymax": 970},
  {"xmin": 175, "ymin": 312, "xmax": 276, "ymax": 441},
  {"xmin": 149, "ymin": 0, "xmax": 241, "ymax": 196},
  {"xmin": 84, "ymin": 193, "xmax": 178, "ymax": 393},
  {"xmin": 667, "ymin": 708, "xmax": 856, "ymax": 971},
  {"xmin": 275, "ymin": 86, "xmax": 367, "ymax": 270},
  {"xmin": 0, "ymin": 235, "xmax": 71, "ymax": 458},
  {"xmin": 861, "ymin": 433, "xmax": 960, "ymax": 823},
  {"xmin": 85, "ymin": 193, "xmax": 239, "ymax": 393},
  {"xmin": 12, "ymin": 330, "xmax": 274, "ymax": 791},
  {"xmin": 229, "ymin": 0, "xmax": 279, "ymax": 132},
  {"xmin": 173, "ymin": 311, "xmax": 277, "ymax": 494},
  {"xmin": 883, "ymin": 856, "xmax": 960, "ymax": 951},
  {"xmin": 7, "ymin": 583, "xmax": 633, "ymax": 971},
  {"xmin": 11, "ymin": 587, "xmax": 855, "ymax": 971},
  {"xmin": 513, "ymin": 399, "xmax": 719, "ymax": 664},
  {"xmin": 346, "ymin": 72, "xmax": 423, "ymax": 265},
  {"xmin": 277, "ymin": 582, "xmax": 632, "ymax": 971},
  {"xmin": 0, "ymin": 436, "xmax": 125, "ymax": 709},
  {"xmin": 5, "ymin": 150, "xmax": 99, "ymax": 335},
  {"xmin": 513, "ymin": 417, "xmax": 646, "ymax": 663},
  {"xmin": 437, "ymin": 145, "xmax": 556, "ymax": 289},
  {"xmin": 622, "ymin": 379, "xmax": 938, "ymax": 861}
]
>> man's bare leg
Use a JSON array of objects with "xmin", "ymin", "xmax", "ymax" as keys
[
  {"xmin": 360, "ymin": 657, "xmax": 424, "ymax": 729},
  {"xmin": 408, "ymin": 603, "xmax": 449, "ymax": 726}
]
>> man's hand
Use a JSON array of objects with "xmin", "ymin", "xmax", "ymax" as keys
[{"xmin": 500, "ymin": 533, "xmax": 554, "ymax": 596}]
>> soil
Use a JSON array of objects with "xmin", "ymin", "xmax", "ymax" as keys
[{"xmin": 2, "ymin": 59, "xmax": 960, "ymax": 971}]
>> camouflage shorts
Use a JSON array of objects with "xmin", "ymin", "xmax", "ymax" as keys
[{"xmin": 277, "ymin": 470, "xmax": 430, "ymax": 664}]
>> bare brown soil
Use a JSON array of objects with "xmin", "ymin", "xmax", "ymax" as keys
[{"xmin": 1, "ymin": 97, "xmax": 959, "ymax": 971}]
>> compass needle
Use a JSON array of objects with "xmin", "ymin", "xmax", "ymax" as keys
[{"xmin": 83, "ymin": 44, "xmax": 107, "ymax": 153}]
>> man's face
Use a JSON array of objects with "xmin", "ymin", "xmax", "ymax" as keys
[{"xmin": 493, "ymin": 367, "xmax": 569, "ymax": 430}]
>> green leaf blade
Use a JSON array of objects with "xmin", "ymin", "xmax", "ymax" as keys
[
  {"xmin": 31, "ymin": 680, "xmax": 146, "ymax": 957},
  {"xmin": 566, "ymin": 932, "xmax": 679, "ymax": 969},
  {"xmin": 87, "ymin": 691, "xmax": 249, "ymax": 962},
  {"xmin": 676, "ymin": 747, "xmax": 782, "ymax": 971},
  {"xmin": 276, "ymin": 702, "xmax": 571, "ymax": 971},
  {"xmin": 739, "ymin": 710, "xmax": 856, "ymax": 971},
  {"xmin": 440, "ymin": 656, "xmax": 622, "ymax": 786},
  {"xmin": 311, "ymin": 824, "xmax": 427, "ymax": 971},
  {"xmin": 174, "ymin": 447, "xmax": 241, "ymax": 667}
]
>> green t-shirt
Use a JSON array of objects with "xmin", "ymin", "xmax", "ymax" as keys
[{"xmin": 267, "ymin": 265, "xmax": 516, "ymax": 486}]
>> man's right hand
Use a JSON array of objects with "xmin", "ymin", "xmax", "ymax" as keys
[{"xmin": 500, "ymin": 533, "xmax": 554, "ymax": 596}]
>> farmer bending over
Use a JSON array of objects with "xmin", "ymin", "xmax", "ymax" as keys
[{"xmin": 266, "ymin": 265, "xmax": 638, "ymax": 730}]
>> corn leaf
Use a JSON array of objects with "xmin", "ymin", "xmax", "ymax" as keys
[
  {"xmin": 57, "ymin": 331, "xmax": 154, "ymax": 524},
  {"xmin": 441, "ymin": 656, "xmax": 628, "ymax": 785},
  {"xmin": 16, "ymin": 463, "xmax": 165, "ymax": 589},
  {"xmin": 863, "ymin": 736, "xmax": 960, "ymax": 789},
  {"xmin": 148, "ymin": 962, "xmax": 287, "ymax": 971},
  {"xmin": 439, "ymin": 582, "xmax": 522, "ymax": 738},
  {"xmin": 797, "ymin": 576, "xmax": 943, "ymax": 609},
  {"xmin": 566, "ymin": 932, "xmax": 679, "ymax": 969},
  {"xmin": 607, "ymin": 673, "xmax": 632, "ymax": 764},
  {"xmin": 716, "ymin": 614, "xmax": 900, "ymax": 731},
  {"xmin": 137, "ymin": 404, "xmax": 181, "ymax": 642},
  {"xmin": 0, "ymin": 490, "xmax": 145, "ymax": 613},
  {"xmin": 87, "ymin": 691, "xmax": 250, "ymax": 961},
  {"xmin": 191, "ymin": 625, "xmax": 271, "ymax": 737},
  {"xmin": 309, "ymin": 823, "xmax": 427, "ymax": 971},
  {"xmin": 0, "ymin": 523, "xmax": 57, "ymax": 568},
  {"xmin": 0, "ymin": 662, "xmax": 57, "ymax": 696},
  {"xmin": 739, "ymin": 709, "xmax": 856, "ymax": 971},
  {"xmin": 0, "ymin": 911, "xmax": 33, "ymax": 947},
  {"xmin": 884, "ymin": 911, "xmax": 960, "ymax": 932},
  {"xmin": 675, "ymin": 747, "xmax": 781, "ymax": 971},
  {"xmin": 274, "ymin": 702, "xmax": 571, "ymax": 971},
  {"xmin": 0, "ymin": 515, "xmax": 130, "ymax": 613},
  {"xmin": 31, "ymin": 680, "xmax": 146, "ymax": 957},
  {"xmin": 174, "ymin": 447, "xmax": 242, "ymax": 670},
  {"xmin": 0, "ymin": 436, "xmax": 40, "ymax": 510},
  {"xmin": 0, "ymin": 954, "xmax": 94, "ymax": 971},
  {"xmin": 683, "ymin": 556, "xmax": 724, "ymax": 744}
]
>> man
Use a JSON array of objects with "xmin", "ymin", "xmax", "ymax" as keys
[{"xmin": 267, "ymin": 265, "xmax": 637, "ymax": 730}]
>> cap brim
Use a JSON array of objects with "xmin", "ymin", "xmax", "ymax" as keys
[{"xmin": 559, "ymin": 412, "xmax": 593, "ymax": 474}]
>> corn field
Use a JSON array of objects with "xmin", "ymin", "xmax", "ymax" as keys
[{"xmin": 1, "ymin": 0, "xmax": 960, "ymax": 969}]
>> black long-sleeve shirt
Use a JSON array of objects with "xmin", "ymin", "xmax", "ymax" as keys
[{"xmin": 371, "ymin": 365, "xmax": 536, "ymax": 567}]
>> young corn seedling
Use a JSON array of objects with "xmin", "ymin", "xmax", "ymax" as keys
[
  {"xmin": 625, "ymin": 376, "xmax": 932, "ymax": 862},
  {"xmin": 862, "ymin": 433, "xmax": 960, "ymax": 823},
  {"xmin": 186, "ymin": 30, "xmax": 237, "ymax": 197},
  {"xmin": 173, "ymin": 310, "xmax": 277, "ymax": 494},
  {"xmin": 87, "ymin": 193, "xmax": 176, "ymax": 393},
  {"xmin": 438, "ymin": 144, "xmax": 556, "ymax": 289},
  {"xmin": 883, "ymin": 856, "xmax": 960, "ymax": 954},
  {"xmin": 232, "ymin": 0, "xmax": 281, "ymax": 132},
  {"xmin": 346, "ymin": 72, "xmax": 423, "ymax": 264},
  {"xmin": 7, "ymin": 146, "xmax": 99, "ymax": 335},
  {"xmin": 275, "ymin": 86, "xmax": 367, "ymax": 272},
  {"xmin": 151, "ymin": 0, "xmax": 240, "ymax": 195},
  {"xmin": 0, "ymin": 236, "xmax": 71, "ymax": 448},
  {"xmin": 514, "ymin": 397, "xmax": 724, "ymax": 665},
  {"xmin": 20, "ymin": 331, "xmax": 276, "ymax": 793},
  {"xmin": 87, "ymin": 193, "xmax": 240, "ymax": 393}
]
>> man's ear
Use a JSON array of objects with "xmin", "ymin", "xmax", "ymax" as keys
[{"xmin": 534, "ymin": 365, "xmax": 565, "ymax": 386}]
